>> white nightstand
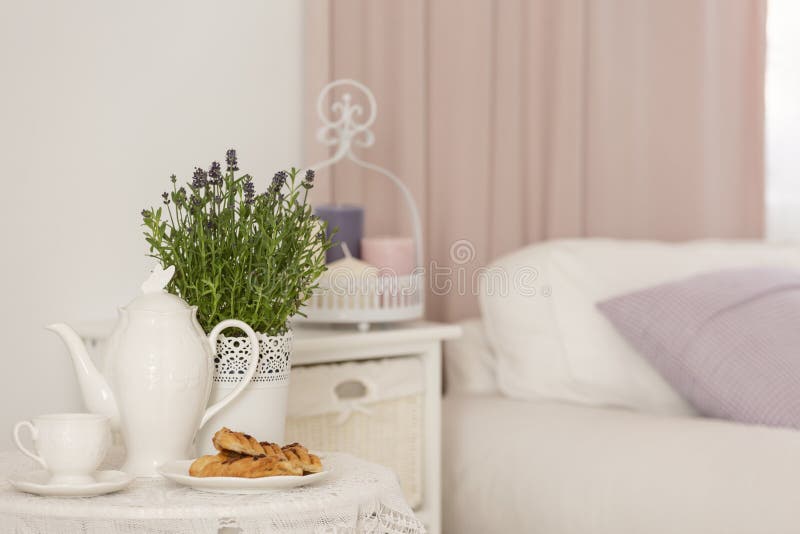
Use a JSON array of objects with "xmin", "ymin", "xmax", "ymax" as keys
[
  {"xmin": 75, "ymin": 320, "xmax": 461, "ymax": 534},
  {"xmin": 292, "ymin": 321, "xmax": 461, "ymax": 534}
]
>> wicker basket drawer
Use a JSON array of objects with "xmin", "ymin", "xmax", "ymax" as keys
[{"xmin": 285, "ymin": 357, "xmax": 424, "ymax": 508}]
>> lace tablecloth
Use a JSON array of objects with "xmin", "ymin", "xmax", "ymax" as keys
[{"xmin": 0, "ymin": 450, "xmax": 424, "ymax": 534}]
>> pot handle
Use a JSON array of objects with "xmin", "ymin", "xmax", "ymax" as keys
[{"xmin": 200, "ymin": 319, "xmax": 260, "ymax": 429}]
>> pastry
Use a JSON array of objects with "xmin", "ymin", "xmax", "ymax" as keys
[
  {"xmin": 189, "ymin": 452, "xmax": 302, "ymax": 478},
  {"xmin": 212, "ymin": 427, "xmax": 269, "ymax": 457},
  {"xmin": 258, "ymin": 441, "xmax": 287, "ymax": 459},
  {"xmin": 190, "ymin": 427, "xmax": 323, "ymax": 478},
  {"xmin": 282, "ymin": 442, "xmax": 323, "ymax": 474},
  {"xmin": 189, "ymin": 454, "xmax": 225, "ymax": 477}
]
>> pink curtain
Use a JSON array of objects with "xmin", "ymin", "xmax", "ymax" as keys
[{"xmin": 304, "ymin": 0, "xmax": 766, "ymax": 321}]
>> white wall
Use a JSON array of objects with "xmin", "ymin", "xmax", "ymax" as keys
[{"xmin": 0, "ymin": 1, "xmax": 303, "ymax": 448}]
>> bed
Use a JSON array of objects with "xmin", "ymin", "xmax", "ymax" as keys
[
  {"xmin": 441, "ymin": 239, "xmax": 800, "ymax": 534},
  {"xmin": 443, "ymin": 393, "xmax": 800, "ymax": 534}
]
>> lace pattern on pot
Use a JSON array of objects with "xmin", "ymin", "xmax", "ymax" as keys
[{"xmin": 214, "ymin": 331, "xmax": 293, "ymax": 384}]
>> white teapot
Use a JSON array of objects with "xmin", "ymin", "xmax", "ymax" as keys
[{"xmin": 48, "ymin": 265, "xmax": 259, "ymax": 476}]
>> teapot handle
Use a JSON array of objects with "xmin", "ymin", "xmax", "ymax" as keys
[{"xmin": 200, "ymin": 319, "xmax": 260, "ymax": 429}]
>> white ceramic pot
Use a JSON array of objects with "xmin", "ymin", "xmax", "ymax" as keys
[{"xmin": 196, "ymin": 330, "xmax": 293, "ymax": 454}]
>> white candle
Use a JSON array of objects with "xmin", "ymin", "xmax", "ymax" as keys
[{"xmin": 318, "ymin": 243, "xmax": 378, "ymax": 308}]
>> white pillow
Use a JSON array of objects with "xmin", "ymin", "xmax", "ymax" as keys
[{"xmin": 479, "ymin": 239, "xmax": 800, "ymax": 415}]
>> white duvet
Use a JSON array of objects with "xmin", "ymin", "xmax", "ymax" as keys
[{"xmin": 443, "ymin": 395, "xmax": 800, "ymax": 534}]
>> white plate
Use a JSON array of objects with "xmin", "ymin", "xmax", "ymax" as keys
[
  {"xmin": 158, "ymin": 460, "xmax": 332, "ymax": 494},
  {"xmin": 8, "ymin": 470, "xmax": 133, "ymax": 497}
]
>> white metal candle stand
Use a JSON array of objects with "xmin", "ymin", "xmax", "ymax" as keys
[{"xmin": 298, "ymin": 79, "xmax": 425, "ymax": 332}]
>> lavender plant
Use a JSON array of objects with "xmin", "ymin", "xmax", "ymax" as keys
[{"xmin": 141, "ymin": 149, "xmax": 333, "ymax": 335}]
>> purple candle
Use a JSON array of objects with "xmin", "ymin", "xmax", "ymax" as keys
[{"xmin": 315, "ymin": 204, "xmax": 365, "ymax": 262}]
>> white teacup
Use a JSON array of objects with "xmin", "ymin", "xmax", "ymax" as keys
[{"xmin": 13, "ymin": 413, "xmax": 111, "ymax": 485}]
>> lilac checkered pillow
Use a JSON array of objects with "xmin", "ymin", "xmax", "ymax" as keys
[{"xmin": 598, "ymin": 268, "xmax": 800, "ymax": 429}]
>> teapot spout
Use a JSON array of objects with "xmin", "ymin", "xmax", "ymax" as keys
[{"xmin": 47, "ymin": 323, "xmax": 119, "ymax": 428}]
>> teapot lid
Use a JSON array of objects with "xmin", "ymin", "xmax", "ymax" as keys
[{"xmin": 125, "ymin": 265, "xmax": 191, "ymax": 313}]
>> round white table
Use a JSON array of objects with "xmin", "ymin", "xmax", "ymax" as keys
[{"xmin": 0, "ymin": 451, "xmax": 423, "ymax": 534}]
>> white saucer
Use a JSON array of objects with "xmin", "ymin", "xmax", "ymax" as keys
[
  {"xmin": 158, "ymin": 460, "xmax": 332, "ymax": 494},
  {"xmin": 8, "ymin": 470, "xmax": 134, "ymax": 497}
]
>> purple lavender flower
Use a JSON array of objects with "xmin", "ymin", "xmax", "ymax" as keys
[
  {"xmin": 192, "ymin": 167, "xmax": 208, "ymax": 189},
  {"xmin": 141, "ymin": 209, "xmax": 150, "ymax": 218},
  {"xmin": 226, "ymin": 149, "xmax": 238, "ymax": 171},
  {"xmin": 302, "ymin": 169, "xmax": 315, "ymax": 189},
  {"xmin": 170, "ymin": 174, "xmax": 177, "ymax": 184},
  {"xmin": 270, "ymin": 170, "xmax": 287, "ymax": 194},
  {"xmin": 272, "ymin": 170, "xmax": 288, "ymax": 187},
  {"xmin": 243, "ymin": 179, "xmax": 255, "ymax": 205},
  {"xmin": 161, "ymin": 192, "xmax": 170, "ymax": 205},
  {"xmin": 208, "ymin": 161, "xmax": 222, "ymax": 183}
]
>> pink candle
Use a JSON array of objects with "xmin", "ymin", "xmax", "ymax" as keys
[{"xmin": 361, "ymin": 237, "xmax": 415, "ymax": 276}]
